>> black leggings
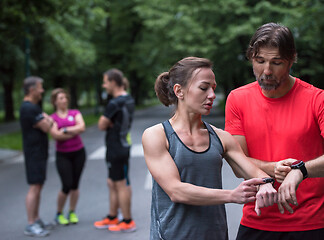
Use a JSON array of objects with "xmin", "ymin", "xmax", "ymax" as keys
[{"xmin": 56, "ymin": 148, "xmax": 86, "ymax": 194}]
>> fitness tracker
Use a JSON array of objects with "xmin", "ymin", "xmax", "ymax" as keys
[
  {"xmin": 291, "ymin": 160, "xmax": 308, "ymax": 179},
  {"xmin": 262, "ymin": 177, "xmax": 275, "ymax": 184},
  {"xmin": 63, "ymin": 127, "xmax": 68, "ymax": 134}
]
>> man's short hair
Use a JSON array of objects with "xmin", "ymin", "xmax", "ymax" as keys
[
  {"xmin": 103, "ymin": 69, "xmax": 124, "ymax": 87},
  {"xmin": 246, "ymin": 22, "xmax": 297, "ymax": 63},
  {"xmin": 23, "ymin": 76, "xmax": 43, "ymax": 96}
]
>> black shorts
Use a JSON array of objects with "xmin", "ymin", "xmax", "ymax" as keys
[
  {"xmin": 236, "ymin": 224, "xmax": 324, "ymax": 240},
  {"xmin": 25, "ymin": 157, "xmax": 47, "ymax": 184},
  {"xmin": 106, "ymin": 161, "xmax": 130, "ymax": 184},
  {"xmin": 106, "ymin": 146, "xmax": 130, "ymax": 183}
]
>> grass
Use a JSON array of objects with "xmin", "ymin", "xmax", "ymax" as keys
[
  {"xmin": 0, "ymin": 131, "xmax": 23, "ymax": 150},
  {"xmin": 0, "ymin": 113, "xmax": 99, "ymax": 151},
  {"xmin": 0, "ymin": 101, "xmax": 159, "ymax": 151}
]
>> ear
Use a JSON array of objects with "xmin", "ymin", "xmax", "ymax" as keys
[{"xmin": 173, "ymin": 84, "xmax": 184, "ymax": 100}]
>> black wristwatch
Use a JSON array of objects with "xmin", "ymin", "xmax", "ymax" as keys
[
  {"xmin": 262, "ymin": 177, "xmax": 275, "ymax": 184},
  {"xmin": 63, "ymin": 127, "xmax": 68, "ymax": 134},
  {"xmin": 291, "ymin": 160, "xmax": 308, "ymax": 179}
]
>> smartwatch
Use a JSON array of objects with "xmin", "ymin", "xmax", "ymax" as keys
[
  {"xmin": 63, "ymin": 127, "xmax": 68, "ymax": 134},
  {"xmin": 262, "ymin": 177, "xmax": 275, "ymax": 184},
  {"xmin": 290, "ymin": 160, "xmax": 308, "ymax": 179}
]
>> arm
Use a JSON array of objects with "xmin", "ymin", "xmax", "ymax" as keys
[
  {"xmin": 33, "ymin": 112, "xmax": 53, "ymax": 133},
  {"xmin": 50, "ymin": 122, "xmax": 75, "ymax": 141},
  {"xmin": 233, "ymin": 135, "xmax": 276, "ymax": 177},
  {"xmin": 142, "ymin": 124, "xmax": 262, "ymax": 206},
  {"xmin": 63, "ymin": 113, "xmax": 86, "ymax": 135},
  {"xmin": 306, "ymin": 155, "xmax": 324, "ymax": 178},
  {"xmin": 217, "ymin": 128, "xmax": 277, "ymax": 215},
  {"xmin": 278, "ymin": 154, "xmax": 324, "ymax": 214},
  {"xmin": 98, "ymin": 115, "xmax": 113, "ymax": 131}
]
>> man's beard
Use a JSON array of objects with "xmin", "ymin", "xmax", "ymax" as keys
[{"xmin": 257, "ymin": 75, "xmax": 281, "ymax": 91}]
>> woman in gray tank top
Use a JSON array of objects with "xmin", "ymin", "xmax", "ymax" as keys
[{"xmin": 142, "ymin": 57, "xmax": 278, "ymax": 240}]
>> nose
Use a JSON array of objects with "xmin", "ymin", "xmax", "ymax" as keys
[
  {"xmin": 264, "ymin": 62, "xmax": 272, "ymax": 75},
  {"xmin": 208, "ymin": 89, "xmax": 216, "ymax": 100}
]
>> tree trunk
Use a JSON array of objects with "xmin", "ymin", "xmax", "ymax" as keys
[{"xmin": 2, "ymin": 79, "xmax": 15, "ymax": 122}]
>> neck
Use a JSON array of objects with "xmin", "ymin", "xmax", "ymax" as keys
[
  {"xmin": 113, "ymin": 88, "xmax": 127, "ymax": 98},
  {"xmin": 24, "ymin": 95, "xmax": 38, "ymax": 104},
  {"xmin": 57, "ymin": 108, "xmax": 68, "ymax": 114},
  {"xmin": 171, "ymin": 109, "xmax": 203, "ymax": 134}
]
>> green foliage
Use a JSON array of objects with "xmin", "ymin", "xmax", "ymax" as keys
[
  {"xmin": 0, "ymin": 0, "xmax": 323, "ymax": 122},
  {"xmin": 0, "ymin": 131, "xmax": 22, "ymax": 150}
]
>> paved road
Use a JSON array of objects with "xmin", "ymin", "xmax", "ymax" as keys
[{"xmin": 0, "ymin": 104, "xmax": 243, "ymax": 240}]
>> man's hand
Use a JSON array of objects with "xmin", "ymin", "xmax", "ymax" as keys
[
  {"xmin": 277, "ymin": 169, "xmax": 303, "ymax": 214},
  {"xmin": 255, "ymin": 182, "xmax": 278, "ymax": 216}
]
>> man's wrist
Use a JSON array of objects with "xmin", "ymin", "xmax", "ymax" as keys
[{"xmin": 291, "ymin": 160, "xmax": 308, "ymax": 179}]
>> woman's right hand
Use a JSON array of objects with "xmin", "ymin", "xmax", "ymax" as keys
[{"xmin": 231, "ymin": 178, "xmax": 264, "ymax": 204}]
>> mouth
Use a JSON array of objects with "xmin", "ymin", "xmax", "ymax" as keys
[{"xmin": 204, "ymin": 102, "xmax": 213, "ymax": 110}]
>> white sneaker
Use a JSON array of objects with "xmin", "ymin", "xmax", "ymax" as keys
[{"xmin": 24, "ymin": 223, "xmax": 50, "ymax": 237}]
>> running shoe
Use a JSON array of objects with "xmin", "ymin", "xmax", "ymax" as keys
[
  {"xmin": 69, "ymin": 211, "xmax": 79, "ymax": 224},
  {"xmin": 93, "ymin": 217, "xmax": 119, "ymax": 229},
  {"xmin": 108, "ymin": 220, "xmax": 136, "ymax": 232},
  {"xmin": 35, "ymin": 218, "xmax": 55, "ymax": 230},
  {"xmin": 24, "ymin": 223, "xmax": 50, "ymax": 237},
  {"xmin": 55, "ymin": 213, "xmax": 69, "ymax": 225}
]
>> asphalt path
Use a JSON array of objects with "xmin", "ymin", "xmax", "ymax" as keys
[{"xmin": 0, "ymin": 104, "xmax": 243, "ymax": 240}]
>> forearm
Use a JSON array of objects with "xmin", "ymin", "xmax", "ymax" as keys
[
  {"xmin": 305, "ymin": 154, "xmax": 324, "ymax": 178},
  {"xmin": 51, "ymin": 130, "xmax": 74, "ymax": 141},
  {"xmin": 169, "ymin": 183, "xmax": 233, "ymax": 205},
  {"xmin": 64, "ymin": 124, "xmax": 85, "ymax": 135},
  {"xmin": 249, "ymin": 157, "xmax": 276, "ymax": 178}
]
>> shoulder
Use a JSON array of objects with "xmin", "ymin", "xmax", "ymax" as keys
[
  {"xmin": 20, "ymin": 101, "xmax": 40, "ymax": 115},
  {"xmin": 143, "ymin": 123, "xmax": 165, "ymax": 139},
  {"xmin": 50, "ymin": 112, "xmax": 57, "ymax": 119},
  {"xmin": 21, "ymin": 101, "xmax": 35, "ymax": 110},
  {"xmin": 229, "ymin": 81, "xmax": 258, "ymax": 95},
  {"xmin": 295, "ymin": 78, "xmax": 323, "ymax": 95},
  {"xmin": 295, "ymin": 78, "xmax": 323, "ymax": 104},
  {"xmin": 69, "ymin": 109, "xmax": 81, "ymax": 116},
  {"xmin": 142, "ymin": 123, "xmax": 168, "ymax": 154},
  {"xmin": 227, "ymin": 82, "xmax": 259, "ymax": 104},
  {"xmin": 210, "ymin": 125, "xmax": 232, "ymax": 139},
  {"xmin": 210, "ymin": 125, "xmax": 235, "ymax": 151}
]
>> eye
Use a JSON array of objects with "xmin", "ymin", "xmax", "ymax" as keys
[
  {"xmin": 200, "ymin": 87, "xmax": 207, "ymax": 91},
  {"xmin": 256, "ymin": 59, "xmax": 264, "ymax": 64},
  {"xmin": 272, "ymin": 61, "xmax": 282, "ymax": 65}
]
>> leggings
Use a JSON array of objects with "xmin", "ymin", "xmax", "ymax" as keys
[{"xmin": 56, "ymin": 148, "xmax": 86, "ymax": 194}]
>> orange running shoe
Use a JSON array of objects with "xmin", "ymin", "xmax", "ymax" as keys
[
  {"xmin": 108, "ymin": 220, "xmax": 136, "ymax": 232},
  {"xmin": 93, "ymin": 217, "xmax": 119, "ymax": 229}
]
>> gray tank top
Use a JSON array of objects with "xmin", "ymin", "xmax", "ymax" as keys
[{"xmin": 150, "ymin": 120, "xmax": 228, "ymax": 240}]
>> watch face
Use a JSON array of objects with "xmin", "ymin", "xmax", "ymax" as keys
[{"xmin": 291, "ymin": 160, "xmax": 304, "ymax": 169}]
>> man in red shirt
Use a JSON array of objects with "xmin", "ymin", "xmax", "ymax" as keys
[{"xmin": 225, "ymin": 22, "xmax": 324, "ymax": 240}]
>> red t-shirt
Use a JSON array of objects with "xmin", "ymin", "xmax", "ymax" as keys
[{"xmin": 225, "ymin": 78, "xmax": 324, "ymax": 231}]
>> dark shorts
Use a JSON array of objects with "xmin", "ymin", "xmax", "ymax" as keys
[
  {"xmin": 106, "ymin": 146, "xmax": 130, "ymax": 183},
  {"xmin": 236, "ymin": 224, "xmax": 324, "ymax": 240},
  {"xmin": 25, "ymin": 157, "xmax": 47, "ymax": 184},
  {"xmin": 106, "ymin": 161, "xmax": 130, "ymax": 184}
]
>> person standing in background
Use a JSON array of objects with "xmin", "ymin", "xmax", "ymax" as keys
[
  {"xmin": 20, "ymin": 76, "xmax": 54, "ymax": 237},
  {"xmin": 50, "ymin": 88, "xmax": 86, "ymax": 226},
  {"xmin": 94, "ymin": 69, "xmax": 136, "ymax": 232}
]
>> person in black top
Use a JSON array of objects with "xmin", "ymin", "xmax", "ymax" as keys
[
  {"xmin": 94, "ymin": 69, "xmax": 136, "ymax": 232},
  {"xmin": 20, "ymin": 76, "xmax": 54, "ymax": 237}
]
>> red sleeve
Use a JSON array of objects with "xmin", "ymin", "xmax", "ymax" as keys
[
  {"xmin": 224, "ymin": 91, "xmax": 245, "ymax": 136},
  {"xmin": 314, "ymin": 90, "xmax": 324, "ymax": 138}
]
